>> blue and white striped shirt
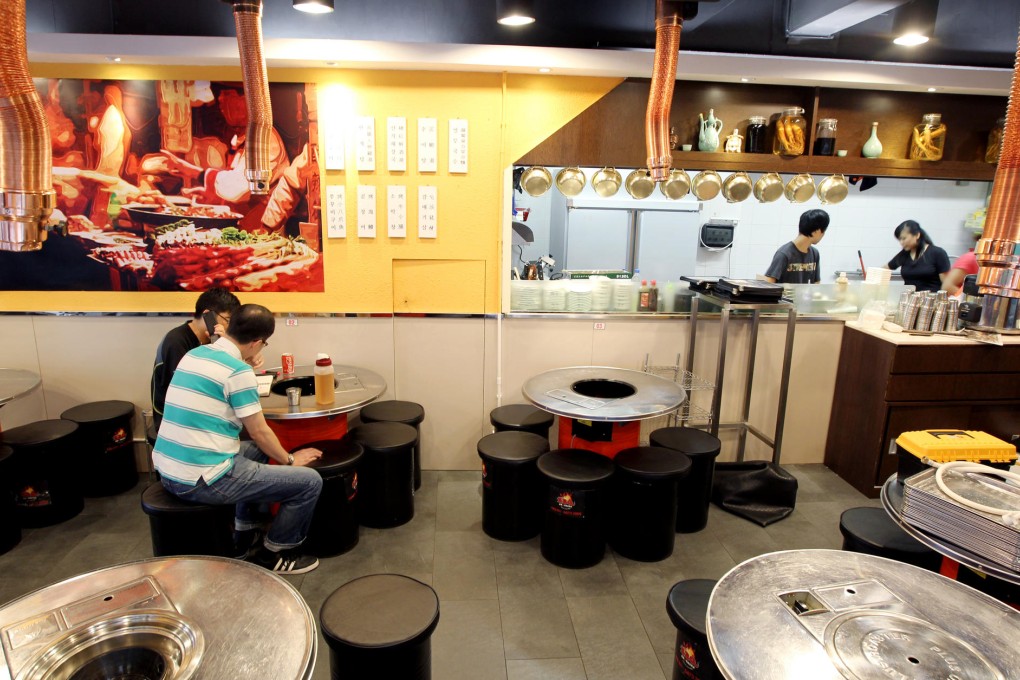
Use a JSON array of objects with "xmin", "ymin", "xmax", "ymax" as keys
[{"xmin": 153, "ymin": 338, "xmax": 261, "ymax": 484}]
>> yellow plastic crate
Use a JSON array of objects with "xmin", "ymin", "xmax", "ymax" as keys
[{"xmin": 896, "ymin": 430, "xmax": 1017, "ymax": 464}]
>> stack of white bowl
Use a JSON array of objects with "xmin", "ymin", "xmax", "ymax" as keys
[
  {"xmin": 865, "ymin": 266, "xmax": 892, "ymax": 285},
  {"xmin": 589, "ymin": 276, "xmax": 612, "ymax": 311},
  {"xmin": 510, "ymin": 280, "xmax": 543, "ymax": 311},
  {"xmin": 567, "ymin": 282, "xmax": 593, "ymax": 312},
  {"xmin": 612, "ymin": 279, "xmax": 634, "ymax": 311},
  {"xmin": 543, "ymin": 281, "xmax": 568, "ymax": 311}
]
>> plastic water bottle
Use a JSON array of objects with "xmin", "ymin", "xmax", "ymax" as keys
[{"xmin": 314, "ymin": 353, "xmax": 335, "ymax": 405}]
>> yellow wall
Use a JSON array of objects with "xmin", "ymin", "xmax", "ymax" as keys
[{"xmin": 0, "ymin": 63, "xmax": 618, "ymax": 314}]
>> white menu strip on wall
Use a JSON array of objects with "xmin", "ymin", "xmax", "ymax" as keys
[
  {"xmin": 388, "ymin": 185, "xmax": 407, "ymax": 238},
  {"xmin": 324, "ymin": 126, "xmax": 345, "ymax": 171},
  {"xmin": 449, "ymin": 118, "xmax": 468, "ymax": 174},
  {"xmin": 356, "ymin": 117, "xmax": 376, "ymax": 172},
  {"xmin": 418, "ymin": 117, "xmax": 438, "ymax": 173},
  {"xmin": 418, "ymin": 186, "xmax": 437, "ymax": 239},
  {"xmin": 387, "ymin": 117, "xmax": 407, "ymax": 173},
  {"xmin": 326, "ymin": 185, "xmax": 346, "ymax": 238},
  {"xmin": 357, "ymin": 185, "xmax": 376, "ymax": 238}
]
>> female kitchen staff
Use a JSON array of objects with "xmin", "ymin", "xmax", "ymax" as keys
[{"xmin": 887, "ymin": 220, "xmax": 950, "ymax": 293}]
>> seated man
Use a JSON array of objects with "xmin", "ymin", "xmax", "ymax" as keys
[
  {"xmin": 150, "ymin": 287, "xmax": 241, "ymax": 431},
  {"xmin": 153, "ymin": 304, "xmax": 324, "ymax": 574}
]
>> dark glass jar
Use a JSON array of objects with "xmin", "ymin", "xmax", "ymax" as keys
[
  {"xmin": 813, "ymin": 118, "xmax": 837, "ymax": 156},
  {"xmin": 745, "ymin": 116, "xmax": 767, "ymax": 154}
]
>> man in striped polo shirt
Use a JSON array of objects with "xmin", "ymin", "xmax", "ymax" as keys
[{"xmin": 154, "ymin": 303, "xmax": 324, "ymax": 574}]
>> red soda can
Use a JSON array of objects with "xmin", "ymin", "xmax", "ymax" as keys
[{"xmin": 281, "ymin": 353, "xmax": 295, "ymax": 375}]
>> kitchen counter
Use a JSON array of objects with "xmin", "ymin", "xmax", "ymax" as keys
[{"xmin": 847, "ymin": 324, "xmax": 1020, "ymax": 345}]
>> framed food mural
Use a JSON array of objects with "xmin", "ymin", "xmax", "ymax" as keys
[{"xmin": 0, "ymin": 78, "xmax": 323, "ymax": 292}]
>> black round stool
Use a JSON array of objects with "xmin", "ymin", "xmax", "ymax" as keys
[
  {"xmin": 140, "ymin": 482, "xmax": 235, "ymax": 557},
  {"xmin": 650, "ymin": 427, "xmax": 721, "ymax": 533},
  {"xmin": 839, "ymin": 507, "xmax": 940, "ymax": 570},
  {"xmin": 666, "ymin": 579, "xmax": 722, "ymax": 680},
  {"xmin": 301, "ymin": 436, "xmax": 364, "ymax": 557},
  {"xmin": 2, "ymin": 419, "xmax": 82, "ymax": 527},
  {"xmin": 477, "ymin": 431, "xmax": 550, "ymax": 541},
  {"xmin": 359, "ymin": 401, "xmax": 425, "ymax": 491},
  {"xmin": 320, "ymin": 573, "xmax": 440, "ymax": 680},
  {"xmin": 609, "ymin": 446, "xmax": 692, "ymax": 562},
  {"xmin": 61, "ymin": 400, "xmax": 137, "ymax": 496},
  {"xmin": 490, "ymin": 404, "xmax": 554, "ymax": 438},
  {"xmin": 537, "ymin": 449, "xmax": 615, "ymax": 569},
  {"xmin": 0, "ymin": 445, "xmax": 21, "ymax": 555},
  {"xmin": 349, "ymin": 422, "xmax": 418, "ymax": 528}
]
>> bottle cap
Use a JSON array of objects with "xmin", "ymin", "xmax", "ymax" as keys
[
  {"xmin": 651, "ymin": 279, "xmax": 657, "ymax": 285},
  {"xmin": 315, "ymin": 353, "xmax": 332, "ymax": 366},
  {"xmin": 641, "ymin": 280, "xmax": 647, "ymax": 285}
]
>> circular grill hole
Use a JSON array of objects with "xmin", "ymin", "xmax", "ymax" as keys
[
  {"xmin": 570, "ymin": 379, "xmax": 636, "ymax": 400},
  {"xmin": 68, "ymin": 646, "xmax": 167, "ymax": 680}
]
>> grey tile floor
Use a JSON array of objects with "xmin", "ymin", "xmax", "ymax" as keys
[{"xmin": 0, "ymin": 464, "xmax": 878, "ymax": 680}]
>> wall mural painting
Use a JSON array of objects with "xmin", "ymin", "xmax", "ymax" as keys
[{"xmin": 0, "ymin": 78, "xmax": 323, "ymax": 292}]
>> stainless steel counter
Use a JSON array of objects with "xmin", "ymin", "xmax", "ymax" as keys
[
  {"xmin": 259, "ymin": 364, "xmax": 386, "ymax": 421},
  {"xmin": 522, "ymin": 366, "xmax": 684, "ymax": 422}
]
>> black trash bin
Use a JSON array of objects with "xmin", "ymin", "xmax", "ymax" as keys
[
  {"xmin": 609, "ymin": 446, "xmax": 692, "ymax": 562},
  {"xmin": 321, "ymin": 573, "xmax": 440, "ymax": 680},
  {"xmin": 61, "ymin": 400, "xmax": 137, "ymax": 496},
  {"xmin": 358, "ymin": 400, "xmax": 425, "ymax": 491},
  {"xmin": 537, "ymin": 449, "xmax": 615, "ymax": 568},
  {"xmin": 477, "ymin": 431, "xmax": 549, "ymax": 541},
  {"xmin": 301, "ymin": 436, "xmax": 364, "ymax": 557},
  {"xmin": 666, "ymin": 579, "xmax": 722, "ymax": 680},
  {"xmin": 489, "ymin": 404, "xmax": 554, "ymax": 439},
  {"xmin": 350, "ymin": 422, "xmax": 417, "ymax": 528},
  {"xmin": 0, "ymin": 445, "xmax": 21, "ymax": 555},
  {"xmin": 840, "ymin": 507, "xmax": 940, "ymax": 570},
  {"xmin": 140, "ymin": 482, "xmax": 235, "ymax": 557},
  {"xmin": 650, "ymin": 427, "xmax": 721, "ymax": 533},
  {"xmin": 2, "ymin": 419, "xmax": 82, "ymax": 527}
]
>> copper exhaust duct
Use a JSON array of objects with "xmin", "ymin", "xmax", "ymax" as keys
[
  {"xmin": 228, "ymin": 0, "xmax": 273, "ymax": 195},
  {"xmin": 974, "ymin": 23, "xmax": 1020, "ymax": 329},
  {"xmin": 645, "ymin": 0, "xmax": 684, "ymax": 183},
  {"xmin": 0, "ymin": 0, "xmax": 55, "ymax": 252}
]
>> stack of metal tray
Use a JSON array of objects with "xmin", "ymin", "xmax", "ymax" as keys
[{"xmin": 902, "ymin": 468, "xmax": 1020, "ymax": 572}]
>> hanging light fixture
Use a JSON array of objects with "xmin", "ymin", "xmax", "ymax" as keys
[
  {"xmin": 293, "ymin": 0, "xmax": 334, "ymax": 14},
  {"xmin": 892, "ymin": 0, "xmax": 938, "ymax": 46},
  {"xmin": 497, "ymin": 0, "xmax": 535, "ymax": 26}
]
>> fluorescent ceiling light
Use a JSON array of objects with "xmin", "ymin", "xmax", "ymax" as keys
[
  {"xmin": 497, "ymin": 0, "xmax": 535, "ymax": 26},
  {"xmin": 293, "ymin": 0, "xmax": 334, "ymax": 14}
]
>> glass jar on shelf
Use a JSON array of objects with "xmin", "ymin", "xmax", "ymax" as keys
[
  {"xmin": 909, "ymin": 112, "xmax": 947, "ymax": 161},
  {"xmin": 745, "ymin": 115, "xmax": 768, "ymax": 153},
  {"xmin": 773, "ymin": 107, "xmax": 807, "ymax": 156},
  {"xmin": 813, "ymin": 118, "xmax": 837, "ymax": 156},
  {"xmin": 986, "ymin": 116, "xmax": 1005, "ymax": 164}
]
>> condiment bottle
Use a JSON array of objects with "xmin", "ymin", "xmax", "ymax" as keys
[
  {"xmin": 835, "ymin": 271, "xmax": 849, "ymax": 301},
  {"xmin": 314, "ymin": 353, "xmax": 335, "ymax": 405},
  {"xmin": 909, "ymin": 113, "xmax": 946, "ymax": 161},
  {"xmin": 813, "ymin": 118, "xmax": 837, "ymax": 156},
  {"xmin": 745, "ymin": 116, "xmax": 767, "ymax": 153},
  {"xmin": 648, "ymin": 280, "xmax": 660, "ymax": 312},
  {"xmin": 638, "ymin": 280, "xmax": 651, "ymax": 312},
  {"xmin": 773, "ymin": 107, "xmax": 807, "ymax": 156},
  {"xmin": 986, "ymin": 116, "xmax": 1005, "ymax": 164}
]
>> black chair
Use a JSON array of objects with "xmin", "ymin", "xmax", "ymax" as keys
[
  {"xmin": 0, "ymin": 445, "xmax": 21, "ymax": 554},
  {"xmin": 489, "ymin": 404, "xmax": 554, "ymax": 439},
  {"xmin": 839, "ymin": 506, "xmax": 940, "ymax": 570},
  {"xmin": 320, "ymin": 574, "xmax": 440, "ymax": 680},
  {"xmin": 2, "ymin": 419, "xmax": 83, "ymax": 527},
  {"xmin": 536, "ymin": 449, "xmax": 615, "ymax": 568},
  {"xmin": 649, "ymin": 427, "xmax": 721, "ymax": 533},
  {"xmin": 140, "ymin": 482, "xmax": 235, "ymax": 557},
  {"xmin": 666, "ymin": 579, "xmax": 722, "ymax": 680},
  {"xmin": 358, "ymin": 400, "xmax": 425, "ymax": 490},
  {"xmin": 349, "ymin": 422, "xmax": 418, "ymax": 528},
  {"xmin": 609, "ymin": 446, "xmax": 691, "ymax": 562},
  {"xmin": 301, "ymin": 436, "xmax": 364, "ymax": 557},
  {"xmin": 477, "ymin": 431, "xmax": 549, "ymax": 541},
  {"xmin": 61, "ymin": 400, "xmax": 137, "ymax": 496}
]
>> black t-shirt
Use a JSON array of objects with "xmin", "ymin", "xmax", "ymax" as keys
[
  {"xmin": 887, "ymin": 245, "xmax": 950, "ymax": 292},
  {"xmin": 150, "ymin": 322, "xmax": 201, "ymax": 428},
  {"xmin": 765, "ymin": 241, "xmax": 820, "ymax": 284}
]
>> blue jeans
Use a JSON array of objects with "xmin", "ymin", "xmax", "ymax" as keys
[{"xmin": 161, "ymin": 442, "xmax": 322, "ymax": 551}]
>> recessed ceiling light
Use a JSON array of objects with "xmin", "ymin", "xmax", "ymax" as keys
[
  {"xmin": 293, "ymin": 0, "xmax": 334, "ymax": 13},
  {"xmin": 927, "ymin": 87, "xmax": 938, "ymax": 92},
  {"xmin": 538, "ymin": 67, "xmax": 551, "ymax": 73},
  {"xmin": 894, "ymin": 33, "xmax": 929, "ymax": 46},
  {"xmin": 497, "ymin": 0, "xmax": 535, "ymax": 26},
  {"xmin": 106, "ymin": 56, "xmax": 122, "ymax": 63}
]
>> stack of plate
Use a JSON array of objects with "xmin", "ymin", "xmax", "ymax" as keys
[
  {"xmin": 902, "ymin": 468, "xmax": 1020, "ymax": 572},
  {"xmin": 589, "ymin": 276, "xmax": 612, "ymax": 311},
  {"xmin": 865, "ymin": 266, "xmax": 892, "ymax": 285},
  {"xmin": 510, "ymin": 281, "xmax": 542, "ymax": 311},
  {"xmin": 543, "ymin": 282, "xmax": 567, "ymax": 312},
  {"xmin": 566, "ymin": 284, "xmax": 593, "ymax": 312},
  {"xmin": 612, "ymin": 280, "xmax": 634, "ymax": 312}
]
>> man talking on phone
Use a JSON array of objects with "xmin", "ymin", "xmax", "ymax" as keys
[{"xmin": 150, "ymin": 287, "xmax": 240, "ymax": 431}]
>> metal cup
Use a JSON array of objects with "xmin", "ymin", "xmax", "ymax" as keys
[
  {"xmin": 945, "ymin": 298, "xmax": 960, "ymax": 332},
  {"xmin": 931, "ymin": 300, "xmax": 948, "ymax": 333},
  {"xmin": 902, "ymin": 294, "xmax": 921, "ymax": 330},
  {"xmin": 286, "ymin": 387, "xmax": 301, "ymax": 407},
  {"xmin": 915, "ymin": 296, "xmax": 935, "ymax": 331}
]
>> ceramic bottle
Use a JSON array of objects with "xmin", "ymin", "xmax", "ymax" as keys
[
  {"xmin": 698, "ymin": 109, "xmax": 723, "ymax": 152},
  {"xmin": 862, "ymin": 121, "xmax": 883, "ymax": 158}
]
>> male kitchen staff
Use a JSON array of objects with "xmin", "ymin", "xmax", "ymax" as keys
[
  {"xmin": 764, "ymin": 209, "xmax": 830, "ymax": 284},
  {"xmin": 153, "ymin": 304, "xmax": 324, "ymax": 574}
]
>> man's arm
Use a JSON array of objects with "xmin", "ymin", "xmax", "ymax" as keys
[
  {"xmin": 941, "ymin": 267, "xmax": 966, "ymax": 292},
  {"xmin": 763, "ymin": 249, "xmax": 788, "ymax": 284},
  {"xmin": 240, "ymin": 410, "xmax": 321, "ymax": 466}
]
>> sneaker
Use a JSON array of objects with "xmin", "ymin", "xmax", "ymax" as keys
[
  {"xmin": 248, "ymin": 546, "xmax": 319, "ymax": 575},
  {"xmin": 232, "ymin": 528, "xmax": 263, "ymax": 559}
]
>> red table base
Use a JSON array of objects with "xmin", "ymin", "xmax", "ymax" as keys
[
  {"xmin": 266, "ymin": 413, "xmax": 348, "ymax": 453},
  {"xmin": 557, "ymin": 416, "xmax": 640, "ymax": 459}
]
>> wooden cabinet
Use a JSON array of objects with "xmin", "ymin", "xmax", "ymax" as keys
[
  {"xmin": 518, "ymin": 80, "xmax": 1005, "ymax": 181},
  {"xmin": 824, "ymin": 326, "xmax": 1020, "ymax": 498}
]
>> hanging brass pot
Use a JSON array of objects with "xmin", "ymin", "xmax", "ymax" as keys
[
  {"xmin": 784, "ymin": 173, "xmax": 815, "ymax": 203},
  {"xmin": 521, "ymin": 166, "xmax": 552, "ymax": 197},
  {"xmin": 817, "ymin": 173, "xmax": 849, "ymax": 205},
  {"xmin": 721, "ymin": 171, "xmax": 753, "ymax": 203},
  {"xmin": 592, "ymin": 167, "xmax": 622, "ymax": 197},
  {"xmin": 659, "ymin": 168, "xmax": 691, "ymax": 200},
  {"xmin": 753, "ymin": 172, "xmax": 784, "ymax": 203},
  {"xmin": 691, "ymin": 169, "xmax": 722, "ymax": 200},
  {"xmin": 625, "ymin": 169, "xmax": 655, "ymax": 199},
  {"xmin": 555, "ymin": 166, "xmax": 586, "ymax": 197}
]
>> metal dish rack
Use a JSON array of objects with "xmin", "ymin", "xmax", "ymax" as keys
[{"xmin": 640, "ymin": 353, "xmax": 714, "ymax": 443}]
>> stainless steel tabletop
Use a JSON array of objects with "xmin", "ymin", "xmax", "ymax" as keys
[
  {"xmin": 881, "ymin": 474, "xmax": 1020, "ymax": 586},
  {"xmin": 522, "ymin": 366, "xmax": 685, "ymax": 422},
  {"xmin": 707, "ymin": 549, "xmax": 1020, "ymax": 680},
  {"xmin": 0, "ymin": 369, "xmax": 41, "ymax": 407},
  {"xmin": 260, "ymin": 364, "xmax": 386, "ymax": 420}
]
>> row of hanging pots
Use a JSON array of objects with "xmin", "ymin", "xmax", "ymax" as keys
[{"xmin": 519, "ymin": 166, "xmax": 848, "ymax": 205}]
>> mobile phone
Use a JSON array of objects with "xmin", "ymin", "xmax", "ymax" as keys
[{"xmin": 203, "ymin": 310, "xmax": 220, "ymax": 339}]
